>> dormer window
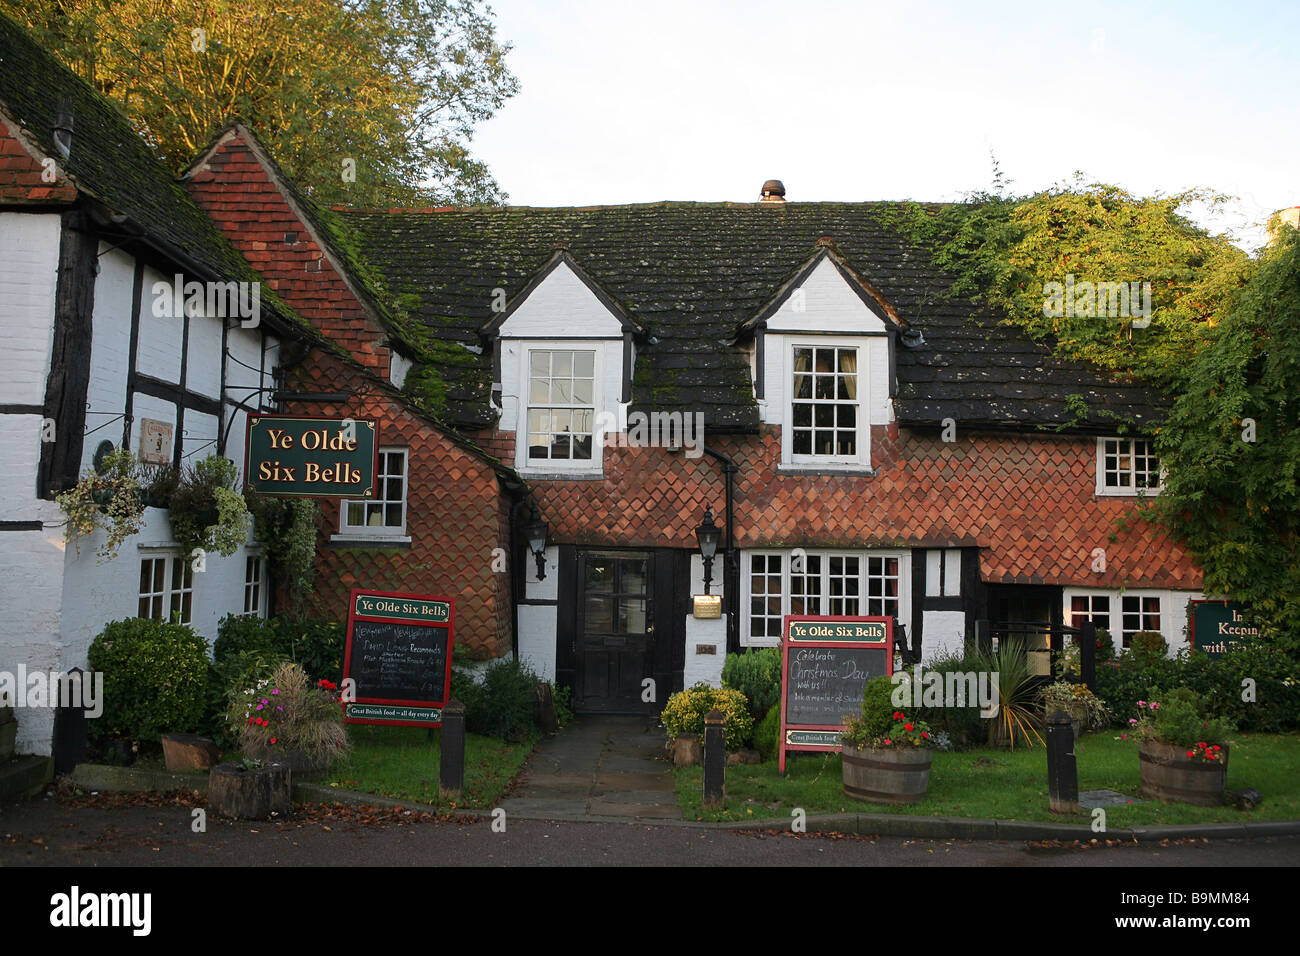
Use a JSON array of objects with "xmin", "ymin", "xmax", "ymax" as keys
[
  {"xmin": 791, "ymin": 345, "xmax": 859, "ymax": 457},
  {"xmin": 526, "ymin": 349, "xmax": 597, "ymax": 464}
]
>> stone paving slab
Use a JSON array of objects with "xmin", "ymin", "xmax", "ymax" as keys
[{"xmin": 504, "ymin": 715, "xmax": 682, "ymax": 821}]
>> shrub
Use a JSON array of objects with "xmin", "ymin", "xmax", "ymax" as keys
[
  {"xmin": 842, "ymin": 674, "xmax": 934, "ymax": 749},
  {"xmin": 721, "ymin": 647, "xmax": 781, "ymax": 719},
  {"xmin": 753, "ymin": 703, "xmax": 781, "ymax": 763},
  {"xmin": 227, "ymin": 661, "xmax": 349, "ymax": 768},
  {"xmin": 660, "ymin": 683, "xmax": 753, "ymax": 751},
  {"xmin": 1196, "ymin": 643, "xmax": 1300, "ymax": 732},
  {"xmin": 550, "ymin": 682, "xmax": 574, "ymax": 729},
  {"xmin": 912, "ymin": 649, "xmax": 986, "ymax": 748},
  {"xmin": 1129, "ymin": 631, "xmax": 1169, "ymax": 668},
  {"xmin": 454, "ymin": 657, "xmax": 542, "ymax": 742},
  {"xmin": 88, "ymin": 618, "xmax": 209, "ymax": 742},
  {"xmin": 1095, "ymin": 627, "xmax": 1116, "ymax": 661},
  {"xmin": 214, "ymin": 614, "xmax": 344, "ymax": 685}
]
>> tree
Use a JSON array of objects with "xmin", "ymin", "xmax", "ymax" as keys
[
  {"xmin": 1150, "ymin": 225, "xmax": 1300, "ymax": 644},
  {"xmin": 6, "ymin": 0, "xmax": 518, "ymax": 206}
]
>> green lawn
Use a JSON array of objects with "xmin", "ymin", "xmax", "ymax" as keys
[
  {"xmin": 675, "ymin": 732, "xmax": 1300, "ymax": 826},
  {"xmin": 324, "ymin": 725, "xmax": 537, "ymax": 810}
]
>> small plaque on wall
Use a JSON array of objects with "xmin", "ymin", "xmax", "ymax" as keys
[
  {"xmin": 139, "ymin": 419, "xmax": 173, "ymax": 463},
  {"xmin": 693, "ymin": 595, "xmax": 721, "ymax": 619}
]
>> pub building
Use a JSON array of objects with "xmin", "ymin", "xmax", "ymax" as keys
[
  {"xmin": 0, "ymin": 12, "xmax": 1205, "ymax": 760},
  {"xmin": 186, "ymin": 128, "xmax": 1204, "ymax": 714}
]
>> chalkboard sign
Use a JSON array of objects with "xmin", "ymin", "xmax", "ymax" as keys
[
  {"xmin": 342, "ymin": 589, "xmax": 454, "ymax": 727},
  {"xmin": 778, "ymin": 616, "xmax": 893, "ymax": 774}
]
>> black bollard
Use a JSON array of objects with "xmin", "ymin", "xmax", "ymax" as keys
[
  {"xmin": 1046, "ymin": 709, "xmax": 1079, "ymax": 814},
  {"xmin": 1080, "ymin": 620, "xmax": 1097, "ymax": 690},
  {"xmin": 702, "ymin": 707, "xmax": 726, "ymax": 810},
  {"xmin": 439, "ymin": 698, "xmax": 466, "ymax": 802},
  {"xmin": 52, "ymin": 667, "xmax": 90, "ymax": 776}
]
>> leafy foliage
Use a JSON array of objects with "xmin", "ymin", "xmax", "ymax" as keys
[
  {"xmin": 752, "ymin": 703, "xmax": 781, "ymax": 763},
  {"xmin": 721, "ymin": 647, "xmax": 782, "ymax": 719},
  {"xmin": 88, "ymin": 618, "xmax": 209, "ymax": 742},
  {"xmin": 660, "ymin": 683, "xmax": 753, "ymax": 751},
  {"xmin": 56, "ymin": 448, "xmax": 145, "ymax": 560},
  {"xmin": 245, "ymin": 492, "xmax": 320, "ymax": 604},
  {"xmin": 971, "ymin": 638, "xmax": 1043, "ymax": 749},
  {"xmin": 1150, "ymin": 227, "xmax": 1300, "ymax": 642},
  {"xmin": 879, "ymin": 175, "xmax": 1251, "ymax": 392},
  {"xmin": 167, "ymin": 455, "xmax": 250, "ymax": 559},
  {"xmin": 451, "ymin": 656, "xmax": 543, "ymax": 742},
  {"xmin": 214, "ymin": 614, "xmax": 344, "ymax": 684},
  {"xmin": 6, "ymin": 0, "xmax": 518, "ymax": 206}
]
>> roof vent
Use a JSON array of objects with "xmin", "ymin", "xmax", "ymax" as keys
[
  {"xmin": 900, "ymin": 328, "xmax": 925, "ymax": 348},
  {"xmin": 53, "ymin": 106, "xmax": 73, "ymax": 160},
  {"xmin": 760, "ymin": 180, "xmax": 786, "ymax": 202}
]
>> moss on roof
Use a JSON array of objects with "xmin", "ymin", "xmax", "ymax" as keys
[{"xmin": 340, "ymin": 202, "xmax": 1170, "ymax": 431}]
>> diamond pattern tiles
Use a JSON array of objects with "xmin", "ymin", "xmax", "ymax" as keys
[{"xmin": 529, "ymin": 425, "xmax": 1200, "ymax": 589}]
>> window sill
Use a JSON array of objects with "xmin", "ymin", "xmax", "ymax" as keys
[
  {"xmin": 329, "ymin": 534, "xmax": 412, "ymax": 549},
  {"xmin": 518, "ymin": 469, "xmax": 604, "ymax": 481},
  {"xmin": 777, "ymin": 465, "xmax": 876, "ymax": 477}
]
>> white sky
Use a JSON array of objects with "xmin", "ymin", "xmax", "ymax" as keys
[{"xmin": 471, "ymin": 0, "xmax": 1299, "ymax": 251}]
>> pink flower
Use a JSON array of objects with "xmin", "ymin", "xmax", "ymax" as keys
[
  {"xmin": 1129, "ymin": 718, "xmax": 1137, "ymax": 725},
  {"xmin": 272, "ymin": 689, "xmax": 279, "ymax": 696},
  {"xmin": 883, "ymin": 738, "xmax": 892, "ymax": 745},
  {"xmin": 1150, "ymin": 702, "xmax": 1160, "ymax": 710},
  {"xmin": 1137, "ymin": 700, "xmax": 1146, "ymax": 708}
]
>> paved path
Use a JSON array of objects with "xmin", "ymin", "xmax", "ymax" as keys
[{"xmin": 497, "ymin": 715, "xmax": 682, "ymax": 821}]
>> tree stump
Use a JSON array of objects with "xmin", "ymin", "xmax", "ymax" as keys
[
  {"xmin": 161, "ymin": 733, "xmax": 220, "ymax": 771},
  {"xmin": 534, "ymin": 682, "xmax": 559, "ymax": 734},
  {"xmin": 208, "ymin": 762, "xmax": 291, "ymax": 820}
]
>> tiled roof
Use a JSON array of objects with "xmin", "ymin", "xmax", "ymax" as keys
[
  {"xmin": 0, "ymin": 13, "xmax": 304, "ymax": 334},
  {"xmin": 339, "ymin": 202, "xmax": 1169, "ymax": 433}
]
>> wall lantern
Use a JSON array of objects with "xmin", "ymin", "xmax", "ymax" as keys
[
  {"xmin": 695, "ymin": 507, "xmax": 722, "ymax": 594},
  {"xmin": 525, "ymin": 506, "xmax": 549, "ymax": 581}
]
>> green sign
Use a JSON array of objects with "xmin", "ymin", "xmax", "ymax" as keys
[
  {"xmin": 346, "ymin": 704, "xmax": 443, "ymax": 724},
  {"xmin": 353, "ymin": 593, "xmax": 451, "ymax": 623},
  {"xmin": 244, "ymin": 415, "xmax": 377, "ymax": 498},
  {"xmin": 787, "ymin": 620, "xmax": 888, "ymax": 644},
  {"xmin": 1190, "ymin": 601, "xmax": 1259, "ymax": 658}
]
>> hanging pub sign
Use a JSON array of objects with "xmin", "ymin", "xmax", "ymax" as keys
[
  {"xmin": 1188, "ymin": 600, "xmax": 1259, "ymax": 659},
  {"xmin": 778, "ymin": 615, "xmax": 893, "ymax": 774},
  {"xmin": 342, "ymin": 589, "xmax": 455, "ymax": 727},
  {"xmin": 244, "ymin": 415, "xmax": 378, "ymax": 498}
]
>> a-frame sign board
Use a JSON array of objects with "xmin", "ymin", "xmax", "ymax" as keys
[{"xmin": 778, "ymin": 615, "xmax": 893, "ymax": 775}]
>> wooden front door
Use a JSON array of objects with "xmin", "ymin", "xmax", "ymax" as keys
[{"xmin": 575, "ymin": 551, "xmax": 654, "ymax": 713}]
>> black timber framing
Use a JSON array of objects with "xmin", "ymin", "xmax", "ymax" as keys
[{"xmin": 37, "ymin": 210, "xmax": 97, "ymax": 499}]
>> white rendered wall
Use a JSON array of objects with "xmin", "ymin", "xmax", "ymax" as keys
[
  {"xmin": 683, "ymin": 554, "xmax": 725, "ymax": 688},
  {"xmin": 516, "ymin": 545, "xmax": 558, "ymax": 681},
  {"xmin": 921, "ymin": 610, "xmax": 967, "ymax": 663},
  {"xmin": 0, "ymin": 213, "xmax": 65, "ymax": 754}
]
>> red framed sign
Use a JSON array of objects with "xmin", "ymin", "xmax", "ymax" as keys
[
  {"xmin": 778, "ymin": 615, "xmax": 894, "ymax": 774},
  {"xmin": 342, "ymin": 588, "xmax": 455, "ymax": 727}
]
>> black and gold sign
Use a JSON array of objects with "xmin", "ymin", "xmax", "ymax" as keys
[{"xmin": 244, "ymin": 415, "xmax": 378, "ymax": 498}]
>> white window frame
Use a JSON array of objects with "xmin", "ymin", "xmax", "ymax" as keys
[
  {"xmin": 516, "ymin": 343, "xmax": 605, "ymax": 475},
  {"xmin": 1120, "ymin": 592, "xmax": 1163, "ymax": 648},
  {"xmin": 1095, "ymin": 436, "xmax": 1164, "ymax": 496},
  {"xmin": 336, "ymin": 447, "xmax": 409, "ymax": 541},
  {"xmin": 781, "ymin": 337, "xmax": 870, "ymax": 470},
  {"xmin": 243, "ymin": 554, "xmax": 267, "ymax": 618},
  {"xmin": 137, "ymin": 552, "xmax": 194, "ymax": 624},
  {"xmin": 740, "ymin": 548, "xmax": 909, "ymax": 647}
]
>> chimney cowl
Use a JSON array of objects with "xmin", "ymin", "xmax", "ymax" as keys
[
  {"xmin": 53, "ymin": 106, "xmax": 73, "ymax": 160},
  {"xmin": 760, "ymin": 179, "xmax": 786, "ymax": 202}
]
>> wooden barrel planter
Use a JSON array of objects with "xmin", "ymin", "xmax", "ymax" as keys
[
  {"xmin": 1138, "ymin": 741, "xmax": 1228, "ymax": 806},
  {"xmin": 842, "ymin": 745, "xmax": 932, "ymax": 804},
  {"xmin": 209, "ymin": 762, "xmax": 292, "ymax": 820}
]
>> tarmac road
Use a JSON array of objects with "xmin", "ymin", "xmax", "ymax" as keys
[{"xmin": 1, "ymin": 797, "xmax": 1297, "ymax": 868}]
